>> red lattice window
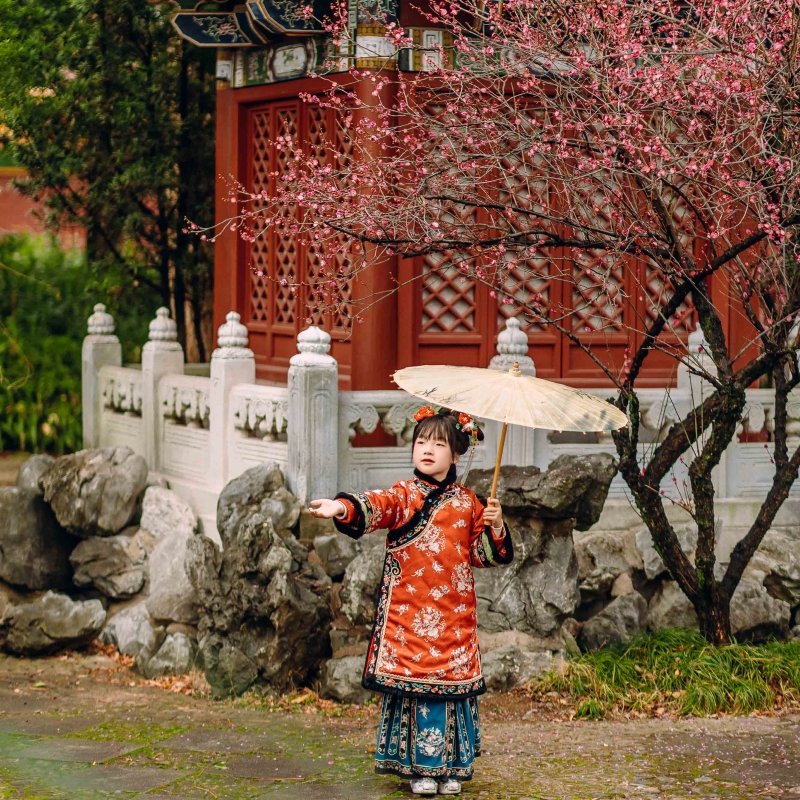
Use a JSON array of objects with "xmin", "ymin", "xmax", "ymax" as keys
[
  {"xmin": 303, "ymin": 107, "xmax": 355, "ymax": 331},
  {"xmin": 245, "ymin": 101, "xmax": 357, "ymax": 338},
  {"xmin": 498, "ymin": 254, "xmax": 553, "ymax": 332},
  {"xmin": 249, "ymin": 110, "xmax": 272, "ymax": 323},
  {"xmin": 497, "ymin": 143, "xmax": 554, "ymax": 333},
  {"xmin": 570, "ymin": 184, "xmax": 626, "ymax": 333},
  {"xmin": 273, "ymin": 108, "xmax": 298, "ymax": 326},
  {"xmin": 645, "ymin": 265, "xmax": 696, "ymax": 335},
  {"xmin": 422, "ymin": 259, "xmax": 477, "ymax": 332},
  {"xmin": 643, "ymin": 188, "xmax": 696, "ymax": 335}
]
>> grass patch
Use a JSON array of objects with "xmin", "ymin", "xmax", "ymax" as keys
[{"xmin": 527, "ymin": 628, "xmax": 800, "ymax": 719}]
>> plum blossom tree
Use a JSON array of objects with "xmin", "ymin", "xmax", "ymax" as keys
[{"xmin": 212, "ymin": 0, "xmax": 800, "ymax": 643}]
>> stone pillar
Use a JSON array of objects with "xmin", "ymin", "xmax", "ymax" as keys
[
  {"xmin": 288, "ymin": 326, "xmax": 339, "ymax": 505},
  {"xmin": 82, "ymin": 304, "xmax": 122, "ymax": 449},
  {"xmin": 209, "ymin": 311, "xmax": 255, "ymax": 490},
  {"xmin": 141, "ymin": 308, "xmax": 184, "ymax": 471}
]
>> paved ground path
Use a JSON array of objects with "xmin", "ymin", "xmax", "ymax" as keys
[{"xmin": 1, "ymin": 651, "xmax": 799, "ymax": 799}]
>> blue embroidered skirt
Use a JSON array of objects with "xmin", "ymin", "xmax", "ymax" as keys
[{"xmin": 374, "ymin": 693, "xmax": 481, "ymax": 780}]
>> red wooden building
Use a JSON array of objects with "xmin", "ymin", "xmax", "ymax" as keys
[{"xmin": 171, "ymin": 4, "xmax": 746, "ymax": 392}]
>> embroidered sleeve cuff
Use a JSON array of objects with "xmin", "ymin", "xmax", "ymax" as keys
[
  {"xmin": 332, "ymin": 492, "xmax": 365, "ymax": 539},
  {"xmin": 470, "ymin": 520, "xmax": 513, "ymax": 568}
]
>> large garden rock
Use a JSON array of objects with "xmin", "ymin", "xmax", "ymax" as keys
[
  {"xmin": 320, "ymin": 655, "xmax": 371, "ymax": 704},
  {"xmin": 575, "ymin": 529, "xmax": 643, "ymax": 602},
  {"xmin": 216, "ymin": 464, "xmax": 301, "ymax": 544},
  {"xmin": 746, "ymin": 530, "xmax": 800, "ymax": 609},
  {"xmin": 199, "ymin": 634, "xmax": 259, "ymax": 698},
  {"xmin": 0, "ymin": 590, "xmax": 106, "ymax": 655},
  {"xmin": 339, "ymin": 536, "xmax": 386, "ymax": 625},
  {"xmin": 636, "ymin": 524, "xmax": 698, "ymax": 581},
  {"xmin": 98, "ymin": 602, "xmax": 166, "ymax": 664},
  {"xmin": 142, "ymin": 632, "xmax": 198, "ymax": 678},
  {"xmin": 15, "ymin": 454, "xmax": 55, "ymax": 495},
  {"xmin": 472, "ymin": 518, "xmax": 580, "ymax": 638},
  {"xmin": 467, "ymin": 454, "xmax": 617, "ymax": 530},
  {"xmin": 578, "ymin": 592, "xmax": 648, "ymax": 651},
  {"xmin": 648, "ymin": 581, "xmax": 699, "ymax": 631},
  {"xmin": 186, "ymin": 508, "xmax": 331, "ymax": 698},
  {"xmin": 70, "ymin": 528, "xmax": 155, "ymax": 599},
  {"xmin": 0, "ymin": 581, "xmax": 20, "ymax": 619},
  {"xmin": 648, "ymin": 579, "xmax": 791, "ymax": 642},
  {"xmin": 39, "ymin": 447, "xmax": 148, "ymax": 536},
  {"xmin": 146, "ymin": 529, "xmax": 199, "ymax": 625},
  {"xmin": 313, "ymin": 532, "xmax": 359, "ymax": 580},
  {"xmin": 479, "ymin": 630, "xmax": 566, "ymax": 692},
  {"xmin": 731, "ymin": 579, "xmax": 791, "ymax": 641},
  {"xmin": 0, "ymin": 487, "xmax": 78, "ymax": 590},
  {"xmin": 139, "ymin": 487, "xmax": 197, "ymax": 540}
]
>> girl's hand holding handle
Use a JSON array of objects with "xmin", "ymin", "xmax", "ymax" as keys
[
  {"xmin": 484, "ymin": 498, "xmax": 504, "ymax": 531},
  {"xmin": 308, "ymin": 498, "xmax": 347, "ymax": 519}
]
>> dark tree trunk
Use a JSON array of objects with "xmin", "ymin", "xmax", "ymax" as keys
[
  {"xmin": 191, "ymin": 287, "xmax": 208, "ymax": 363},
  {"xmin": 695, "ymin": 590, "xmax": 732, "ymax": 644}
]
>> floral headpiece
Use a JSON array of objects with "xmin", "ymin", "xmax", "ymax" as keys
[
  {"xmin": 413, "ymin": 405, "xmax": 436, "ymax": 421},
  {"xmin": 413, "ymin": 405, "xmax": 480, "ymax": 444}
]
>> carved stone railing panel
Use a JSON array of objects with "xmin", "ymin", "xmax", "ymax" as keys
[
  {"xmin": 100, "ymin": 366, "xmax": 142, "ymax": 416},
  {"xmin": 340, "ymin": 390, "xmax": 421, "ymax": 443},
  {"xmin": 159, "ymin": 374, "xmax": 211, "ymax": 429},
  {"xmin": 231, "ymin": 384, "xmax": 289, "ymax": 440}
]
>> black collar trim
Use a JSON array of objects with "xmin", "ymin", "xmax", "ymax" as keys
[{"xmin": 413, "ymin": 464, "xmax": 457, "ymax": 489}]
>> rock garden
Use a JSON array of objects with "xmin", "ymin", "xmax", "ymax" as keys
[{"xmin": 2, "ymin": 447, "xmax": 799, "ymax": 705}]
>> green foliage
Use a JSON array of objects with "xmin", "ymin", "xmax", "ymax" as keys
[
  {"xmin": 529, "ymin": 628, "xmax": 800, "ymax": 718},
  {"xmin": 0, "ymin": 0, "xmax": 216, "ymax": 358},
  {"xmin": 0, "ymin": 234, "xmax": 153, "ymax": 454}
]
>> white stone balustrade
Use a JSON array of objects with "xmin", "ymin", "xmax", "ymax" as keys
[
  {"xmin": 82, "ymin": 308, "xmax": 800, "ymax": 545},
  {"xmin": 230, "ymin": 384, "xmax": 290, "ymax": 477},
  {"xmin": 232, "ymin": 389, "xmax": 289, "ymax": 439},
  {"xmin": 341, "ymin": 390, "xmax": 421, "ymax": 443},
  {"xmin": 100, "ymin": 366, "xmax": 142, "ymax": 416},
  {"xmin": 159, "ymin": 375, "xmax": 210, "ymax": 428}
]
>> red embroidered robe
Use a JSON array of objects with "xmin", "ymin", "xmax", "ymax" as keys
[{"xmin": 334, "ymin": 467, "xmax": 514, "ymax": 698}]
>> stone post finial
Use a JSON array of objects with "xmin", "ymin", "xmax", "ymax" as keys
[
  {"xmin": 217, "ymin": 311, "xmax": 249, "ymax": 348},
  {"xmin": 497, "ymin": 317, "xmax": 528, "ymax": 357},
  {"xmin": 149, "ymin": 307, "xmax": 178, "ymax": 342},
  {"xmin": 489, "ymin": 317, "xmax": 536, "ymax": 376},
  {"xmin": 87, "ymin": 303, "xmax": 115, "ymax": 336},
  {"xmin": 290, "ymin": 325, "xmax": 336, "ymax": 366}
]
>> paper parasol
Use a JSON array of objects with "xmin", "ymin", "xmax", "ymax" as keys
[{"xmin": 393, "ymin": 363, "xmax": 628, "ymax": 498}]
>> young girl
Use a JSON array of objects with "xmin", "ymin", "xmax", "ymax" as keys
[{"xmin": 309, "ymin": 406, "xmax": 514, "ymax": 796}]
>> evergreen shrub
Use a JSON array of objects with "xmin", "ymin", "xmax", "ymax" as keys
[{"xmin": 0, "ymin": 234, "xmax": 152, "ymax": 454}]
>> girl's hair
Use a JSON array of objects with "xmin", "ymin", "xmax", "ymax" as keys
[{"xmin": 412, "ymin": 408, "xmax": 484, "ymax": 456}]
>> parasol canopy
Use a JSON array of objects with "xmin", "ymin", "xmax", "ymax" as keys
[{"xmin": 393, "ymin": 363, "xmax": 628, "ymax": 497}]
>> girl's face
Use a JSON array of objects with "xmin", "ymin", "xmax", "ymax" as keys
[{"xmin": 413, "ymin": 434, "xmax": 458, "ymax": 481}]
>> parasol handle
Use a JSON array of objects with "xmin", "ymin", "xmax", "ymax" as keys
[{"xmin": 490, "ymin": 422, "xmax": 508, "ymax": 500}]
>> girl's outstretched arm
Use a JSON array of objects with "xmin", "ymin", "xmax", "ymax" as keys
[
  {"xmin": 308, "ymin": 498, "xmax": 347, "ymax": 519},
  {"xmin": 311, "ymin": 485, "xmax": 411, "ymax": 539}
]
